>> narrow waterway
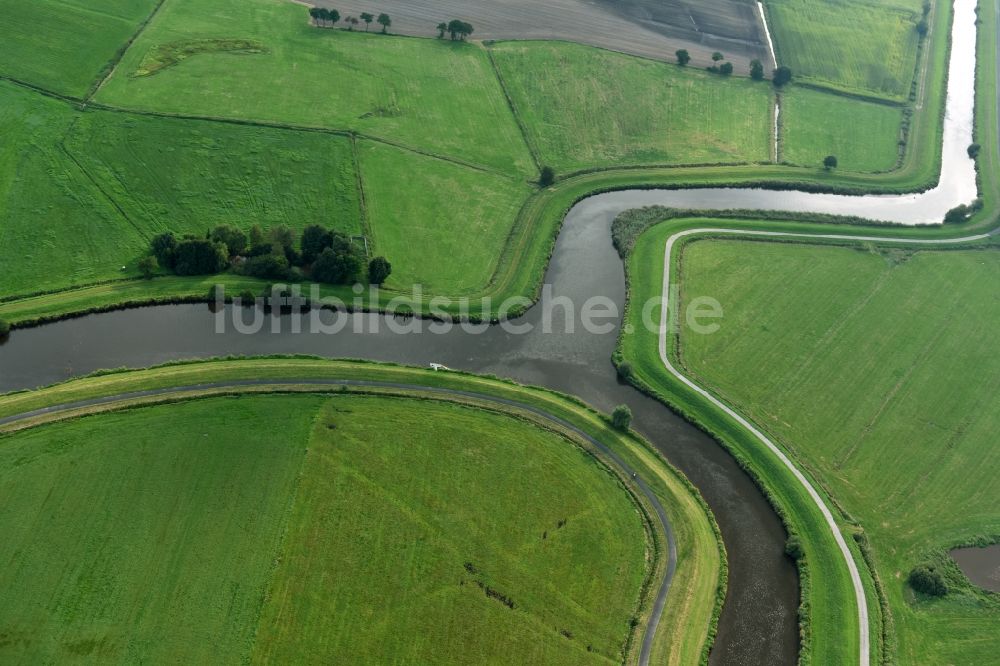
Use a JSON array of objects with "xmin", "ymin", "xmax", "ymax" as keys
[{"xmin": 0, "ymin": 0, "xmax": 982, "ymax": 663}]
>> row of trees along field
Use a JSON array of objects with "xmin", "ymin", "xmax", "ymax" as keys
[
  {"xmin": 144, "ymin": 224, "xmax": 392, "ymax": 285},
  {"xmin": 674, "ymin": 48, "xmax": 792, "ymax": 87},
  {"xmin": 309, "ymin": 7, "xmax": 392, "ymax": 33}
]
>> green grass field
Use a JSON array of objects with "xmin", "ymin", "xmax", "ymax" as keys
[
  {"xmin": 0, "ymin": 82, "xmax": 143, "ymax": 297},
  {"xmin": 675, "ymin": 239, "xmax": 1000, "ymax": 664},
  {"xmin": 0, "ymin": 80, "xmax": 364, "ymax": 298},
  {"xmin": 767, "ymin": 0, "xmax": 921, "ymax": 100},
  {"xmin": 253, "ymin": 395, "xmax": 648, "ymax": 664},
  {"xmin": 359, "ymin": 141, "xmax": 533, "ymax": 294},
  {"xmin": 0, "ymin": 380, "xmax": 668, "ymax": 663},
  {"xmin": 95, "ymin": 0, "xmax": 534, "ymax": 175},
  {"xmin": 780, "ymin": 88, "xmax": 905, "ymax": 172},
  {"xmin": 0, "ymin": 0, "xmax": 159, "ymax": 97},
  {"xmin": 0, "ymin": 395, "xmax": 320, "ymax": 663},
  {"xmin": 490, "ymin": 41, "xmax": 773, "ymax": 173},
  {"xmin": 0, "ymin": 357, "xmax": 724, "ymax": 664},
  {"xmin": 65, "ymin": 111, "xmax": 362, "ymax": 238}
]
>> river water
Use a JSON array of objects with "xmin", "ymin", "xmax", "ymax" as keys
[{"xmin": 0, "ymin": 0, "xmax": 981, "ymax": 663}]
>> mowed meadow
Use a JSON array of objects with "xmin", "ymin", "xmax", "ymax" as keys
[
  {"xmin": 675, "ymin": 240, "xmax": 1000, "ymax": 665},
  {"xmin": 0, "ymin": 0, "xmax": 921, "ymax": 306},
  {"xmin": 489, "ymin": 41, "xmax": 773, "ymax": 173},
  {"xmin": 0, "ymin": 393, "xmax": 650, "ymax": 663},
  {"xmin": 766, "ymin": 0, "xmax": 923, "ymax": 100},
  {"xmin": 0, "ymin": 0, "xmax": 159, "ymax": 96}
]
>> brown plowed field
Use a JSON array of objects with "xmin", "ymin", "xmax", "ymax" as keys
[{"xmin": 315, "ymin": 0, "xmax": 769, "ymax": 70}]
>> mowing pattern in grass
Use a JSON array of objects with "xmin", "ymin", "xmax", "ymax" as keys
[
  {"xmin": 767, "ymin": 0, "xmax": 921, "ymax": 100},
  {"xmin": 0, "ymin": 392, "xmax": 650, "ymax": 663},
  {"xmin": 780, "ymin": 87, "xmax": 905, "ymax": 172},
  {"xmin": 0, "ymin": 395, "xmax": 321, "ymax": 663},
  {"xmin": 677, "ymin": 240, "xmax": 1000, "ymax": 665},
  {"xmin": 0, "ymin": 83, "xmax": 142, "ymax": 297},
  {"xmin": 65, "ymin": 111, "xmax": 362, "ymax": 238},
  {"xmin": 359, "ymin": 141, "xmax": 533, "ymax": 294},
  {"xmin": 253, "ymin": 395, "xmax": 648, "ymax": 664},
  {"xmin": 0, "ymin": 0, "xmax": 159, "ymax": 96},
  {"xmin": 96, "ymin": 0, "xmax": 534, "ymax": 174},
  {"xmin": 490, "ymin": 41, "xmax": 773, "ymax": 173}
]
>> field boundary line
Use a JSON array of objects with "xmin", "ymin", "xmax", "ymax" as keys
[
  {"xmin": 84, "ymin": 0, "xmax": 171, "ymax": 103},
  {"xmin": 56, "ymin": 131, "xmax": 150, "ymax": 242},
  {"xmin": 484, "ymin": 45, "xmax": 542, "ymax": 173},
  {"xmin": 349, "ymin": 134, "xmax": 373, "ymax": 242}
]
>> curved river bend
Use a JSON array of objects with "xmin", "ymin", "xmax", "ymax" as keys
[{"xmin": 0, "ymin": 0, "xmax": 981, "ymax": 663}]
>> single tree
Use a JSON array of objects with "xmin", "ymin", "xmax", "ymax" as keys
[
  {"xmin": 308, "ymin": 7, "xmax": 321, "ymax": 26},
  {"xmin": 173, "ymin": 238, "xmax": 228, "ymax": 276},
  {"xmin": 210, "ymin": 224, "xmax": 248, "ymax": 257},
  {"xmin": 377, "ymin": 13, "xmax": 391, "ymax": 33},
  {"xmin": 368, "ymin": 256, "xmax": 392, "ymax": 284},
  {"xmin": 459, "ymin": 21, "xmax": 474, "ymax": 39},
  {"xmin": 301, "ymin": 224, "xmax": 334, "ymax": 264},
  {"xmin": 675, "ymin": 49, "xmax": 691, "ymax": 66},
  {"xmin": 539, "ymin": 165, "xmax": 556, "ymax": 187},
  {"xmin": 916, "ymin": 19, "xmax": 929, "ymax": 37},
  {"xmin": 719, "ymin": 62, "xmax": 734, "ymax": 76},
  {"xmin": 773, "ymin": 65, "xmax": 792, "ymax": 87},
  {"xmin": 317, "ymin": 8, "xmax": 329, "ymax": 26},
  {"xmin": 712, "ymin": 51, "xmax": 724, "ymax": 62},
  {"xmin": 150, "ymin": 231, "xmax": 178, "ymax": 268},
  {"xmin": 346, "ymin": 15, "xmax": 359, "ymax": 30},
  {"xmin": 361, "ymin": 12, "xmax": 374, "ymax": 31},
  {"xmin": 328, "ymin": 8, "xmax": 340, "ymax": 27},
  {"xmin": 312, "ymin": 245, "xmax": 362, "ymax": 284},
  {"xmin": 270, "ymin": 225, "xmax": 297, "ymax": 254},
  {"xmin": 616, "ymin": 361, "xmax": 633, "ymax": 380},
  {"xmin": 909, "ymin": 565, "xmax": 948, "ymax": 597},
  {"xmin": 243, "ymin": 254, "xmax": 290, "ymax": 280},
  {"xmin": 138, "ymin": 255, "xmax": 158, "ymax": 279},
  {"xmin": 823, "ymin": 154, "xmax": 838, "ymax": 170},
  {"xmin": 750, "ymin": 59, "xmax": 765, "ymax": 81},
  {"xmin": 968, "ymin": 143, "xmax": 982, "ymax": 158},
  {"xmin": 0, "ymin": 319, "xmax": 9, "ymax": 337},
  {"xmin": 437, "ymin": 22, "xmax": 448, "ymax": 38},
  {"xmin": 944, "ymin": 203, "xmax": 971, "ymax": 224},
  {"xmin": 249, "ymin": 224, "xmax": 266, "ymax": 248},
  {"xmin": 611, "ymin": 404, "xmax": 632, "ymax": 430},
  {"xmin": 448, "ymin": 19, "xmax": 464, "ymax": 40},
  {"xmin": 785, "ymin": 535, "xmax": 805, "ymax": 560}
]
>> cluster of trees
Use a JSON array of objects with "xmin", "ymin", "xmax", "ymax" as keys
[
  {"xmin": 146, "ymin": 224, "xmax": 392, "ymax": 285},
  {"xmin": 674, "ymin": 50, "xmax": 790, "ymax": 86},
  {"xmin": 309, "ymin": 7, "xmax": 391, "ymax": 33},
  {"xmin": 437, "ymin": 20, "xmax": 474, "ymax": 40},
  {"xmin": 706, "ymin": 51, "xmax": 734, "ymax": 76}
]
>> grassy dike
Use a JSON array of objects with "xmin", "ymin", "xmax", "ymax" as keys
[
  {"xmin": 0, "ymin": 357, "xmax": 725, "ymax": 666},
  {"xmin": 0, "ymin": 0, "xmax": 972, "ymax": 328}
]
